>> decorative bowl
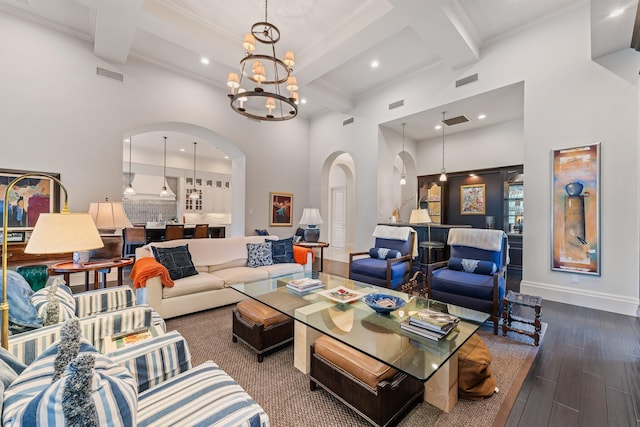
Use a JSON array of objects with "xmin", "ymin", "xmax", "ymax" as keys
[
  {"xmin": 362, "ymin": 294, "xmax": 406, "ymax": 314},
  {"xmin": 565, "ymin": 182, "xmax": 584, "ymax": 196}
]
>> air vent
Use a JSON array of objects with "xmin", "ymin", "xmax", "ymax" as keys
[
  {"xmin": 455, "ymin": 73, "xmax": 478, "ymax": 87},
  {"xmin": 342, "ymin": 117, "xmax": 354, "ymax": 126},
  {"xmin": 442, "ymin": 115, "xmax": 469, "ymax": 126},
  {"xmin": 388, "ymin": 99, "xmax": 404, "ymax": 110},
  {"xmin": 96, "ymin": 67, "xmax": 124, "ymax": 82}
]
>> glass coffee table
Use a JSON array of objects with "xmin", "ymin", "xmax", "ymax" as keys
[{"xmin": 231, "ymin": 272, "xmax": 488, "ymax": 412}]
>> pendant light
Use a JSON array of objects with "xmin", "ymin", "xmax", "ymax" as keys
[
  {"xmin": 439, "ymin": 112, "xmax": 447, "ymax": 182},
  {"xmin": 399, "ymin": 122, "xmax": 407, "ymax": 185},
  {"xmin": 123, "ymin": 136, "xmax": 136, "ymax": 198},
  {"xmin": 159, "ymin": 136, "xmax": 170, "ymax": 197},
  {"xmin": 189, "ymin": 142, "xmax": 200, "ymax": 200}
]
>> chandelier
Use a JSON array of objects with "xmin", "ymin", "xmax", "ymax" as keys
[{"xmin": 226, "ymin": 0, "xmax": 298, "ymax": 121}]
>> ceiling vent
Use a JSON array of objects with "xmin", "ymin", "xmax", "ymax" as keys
[
  {"xmin": 442, "ymin": 115, "xmax": 469, "ymax": 126},
  {"xmin": 96, "ymin": 67, "xmax": 124, "ymax": 82},
  {"xmin": 455, "ymin": 73, "xmax": 478, "ymax": 87},
  {"xmin": 388, "ymin": 99, "xmax": 404, "ymax": 110},
  {"xmin": 342, "ymin": 117, "xmax": 354, "ymax": 126}
]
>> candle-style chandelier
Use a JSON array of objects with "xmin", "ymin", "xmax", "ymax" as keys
[{"xmin": 226, "ymin": 0, "xmax": 298, "ymax": 121}]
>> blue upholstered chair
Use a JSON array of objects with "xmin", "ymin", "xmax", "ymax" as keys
[
  {"xmin": 426, "ymin": 228, "xmax": 508, "ymax": 334},
  {"xmin": 349, "ymin": 225, "xmax": 415, "ymax": 290}
]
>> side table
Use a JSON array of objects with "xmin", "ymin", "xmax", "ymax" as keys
[
  {"xmin": 293, "ymin": 242, "xmax": 329, "ymax": 272},
  {"xmin": 501, "ymin": 290, "xmax": 542, "ymax": 346},
  {"xmin": 49, "ymin": 258, "xmax": 134, "ymax": 291}
]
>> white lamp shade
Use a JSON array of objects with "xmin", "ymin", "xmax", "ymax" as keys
[
  {"xmin": 299, "ymin": 208, "xmax": 323, "ymax": 226},
  {"xmin": 25, "ymin": 213, "xmax": 104, "ymax": 254},
  {"xmin": 88, "ymin": 201, "xmax": 133, "ymax": 229},
  {"xmin": 409, "ymin": 209, "xmax": 432, "ymax": 224}
]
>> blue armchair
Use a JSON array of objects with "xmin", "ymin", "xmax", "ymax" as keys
[
  {"xmin": 349, "ymin": 225, "xmax": 415, "ymax": 290},
  {"xmin": 427, "ymin": 228, "xmax": 508, "ymax": 334}
]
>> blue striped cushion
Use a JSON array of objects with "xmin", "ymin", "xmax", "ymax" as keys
[
  {"xmin": 74, "ymin": 287, "xmax": 137, "ymax": 318},
  {"xmin": 4, "ymin": 351, "xmax": 137, "ymax": 426},
  {"xmin": 94, "ymin": 307, "xmax": 154, "ymax": 353},
  {"xmin": 137, "ymin": 361, "xmax": 269, "ymax": 427},
  {"xmin": 30, "ymin": 281, "xmax": 77, "ymax": 325},
  {"xmin": 108, "ymin": 331, "xmax": 192, "ymax": 392}
]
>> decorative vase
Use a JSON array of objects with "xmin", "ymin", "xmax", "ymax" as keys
[{"xmin": 565, "ymin": 182, "xmax": 584, "ymax": 196}]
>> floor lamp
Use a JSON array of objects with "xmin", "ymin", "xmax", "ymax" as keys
[{"xmin": 2, "ymin": 173, "xmax": 103, "ymax": 349}]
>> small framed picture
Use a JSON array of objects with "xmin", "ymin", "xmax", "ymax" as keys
[
  {"xmin": 460, "ymin": 184, "xmax": 486, "ymax": 215},
  {"xmin": 270, "ymin": 192, "xmax": 293, "ymax": 226},
  {"xmin": 0, "ymin": 231, "xmax": 26, "ymax": 243}
]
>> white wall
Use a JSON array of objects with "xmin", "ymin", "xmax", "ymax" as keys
[
  {"xmin": 308, "ymin": 4, "xmax": 639, "ymax": 315},
  {"xmin": 0, "ymin": 11, "xmax": 310, "ymax": 237}
]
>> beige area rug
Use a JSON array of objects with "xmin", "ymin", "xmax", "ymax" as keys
[{"xmin": 166, "ymin": 306, "xmax": 543, "ymax": 427}]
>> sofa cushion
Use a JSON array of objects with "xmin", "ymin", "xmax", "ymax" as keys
[
  {"xmin": 212, "ymin": 267, "xmax": 269, "ymax": 286},
  {"xmin": 162, "ymin": 272, "xmax": 226, "ymax": 299},
  {"xmin": 31, "ymin": 279, "xmax": 76, "ymax": 326},
  {"xmin": 448, "ymin": 257, "xmax": 497, "ymax": 275},
  {"xmin": 208, "ymin": 258, "xmax": 247, "ymax": 273},
  {"xmin": 151, "ymin": 244, "xmax": 199, "ymax": 280},
  {"xmin": 247, "ymin": 241, "xmax": 274, "ymax": 267},
  {"xmin": 74, "ymin": 287, "xmax": 137, "ymax": 318},
  {"xmin": 259, "ymin": 263, "xmax": 305, "ymax": 278},
  {"xmin": 272, "ymin": 237, "xmax": 295, "ymax": 264},
  {"xmin": 314, "ymin": 335, "xmax": 397, "ymax": 390}
]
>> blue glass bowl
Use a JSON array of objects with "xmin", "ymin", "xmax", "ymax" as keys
[{"xmin": 362, "ymin": 294, "xmax": 406, "ymax": 314}]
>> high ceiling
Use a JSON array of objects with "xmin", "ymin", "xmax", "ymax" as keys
[{"xmin": 1, "ymin": 0, "xmax": 636, "ymax": 149}]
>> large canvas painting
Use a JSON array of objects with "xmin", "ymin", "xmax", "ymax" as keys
[
  {"xmin": 551, "ymin": 144, "xmax": 600, "ymax": 275},
  {"xmin": 270, "ymin": 192, "xmax": 293, "ymax": 226},
  {"xmin": 0, "ymin": 170, "xmax": 60, "ymax": 230}
]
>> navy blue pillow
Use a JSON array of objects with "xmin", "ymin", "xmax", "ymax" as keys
[
  {"xmin": 272, "ymin": 237, "xmax": 295, "ymax": 264},
  {"xmin": 448, "ymin": 257, "xmax": 497, "ymax": 275},
  {"xmin": 369, "ymin": 248, "xmax": 402, "ymax": 260},
  {"xmin": 255, "ymin": 229, "xmax": 269, "ymax": 236},
  {"xmin": 151, "ymin": 245, "xmax": 199, "ymax": 280}
]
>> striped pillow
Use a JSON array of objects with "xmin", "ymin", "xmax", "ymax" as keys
[{"xmin": 31, "ymin": 280, "xmax": 76, "ymax": 326}]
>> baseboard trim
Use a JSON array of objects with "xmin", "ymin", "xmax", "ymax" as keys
[{"xmin": 520, "ymin": 280, "xmax": 639, "ymax": 317}]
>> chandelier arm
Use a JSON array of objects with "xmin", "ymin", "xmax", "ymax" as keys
[{"xmin": 229, "ymin": 91, "xmax": 297, "ymax": 121}]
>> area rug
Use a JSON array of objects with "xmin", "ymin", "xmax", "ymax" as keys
[{"xmin": 166, "ymin": 306, "xmax": 542, "ymax": 427}]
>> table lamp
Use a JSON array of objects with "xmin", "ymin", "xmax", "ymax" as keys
[
  {"xmin": 299, "ymin": 208, "xmax": 323, "ymax": 243},
  {"xmin": 2, "ymin": 173, "xmax": 103, "ymax": 349},
  {"xmin": 88, "ymin": 198, "xmax": 133, "ymax": 232}
]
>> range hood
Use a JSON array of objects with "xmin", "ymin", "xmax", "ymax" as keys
[{"xmin": 127, "ymin": 174, "xmax": 176, "ymax": 200}]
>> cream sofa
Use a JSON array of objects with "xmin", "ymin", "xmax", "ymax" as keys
[{"xmin": 135, "ymin": 236, "xmax": 312, "ymax": 319}]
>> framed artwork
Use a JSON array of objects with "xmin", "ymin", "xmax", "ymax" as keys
[
  {"xmin": 0, "ymin": 169, "xmax": 60, "ymax": 231},
  {"xmin": 0, "ymin": 231, "xmax": 26, "ymax": 243},
  {"xmin": 551, "ymin": 143, "xmax": 600, "ymax": 275},
  {"xmin": 270, "ymin": 192, "xmax": 293, "ymax": 226},
  {"xmin": 460, "ymin": 184, "xmax": 486, "ymax": 215}
]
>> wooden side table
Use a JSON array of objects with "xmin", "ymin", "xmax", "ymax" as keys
[
  {"xmin": 501, "ymin": 290, "xmax": 542, "ymax": 346},
  {"xmin": 293, "ymin": 241, "xmax": 329, "ymax": 272},
  {"xmin": 49, "ymin": 258, "xmax": 134, "ymax": 291}
]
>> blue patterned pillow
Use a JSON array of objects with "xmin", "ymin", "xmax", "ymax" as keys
[
  {"xmin": 151, "ymin": 245, "xmax": 198, "ymax": 280},
  {"xmin": 369, "ymin": 247, "xmax": 402, "ymax": 260},
  {"xmin": 255, "ymin": 229, "xmax": 269, "ymax": 236},
  {"xmin": 448, "ymin": 257, "xmax": 497, "ymax": 275},
  {"xmin": 247, "ymin": 242, "xmax": 273, "ymax": 267},
  {"xmin": 272, "ymin": 237, "xmax": 295, "ymax": 264}
]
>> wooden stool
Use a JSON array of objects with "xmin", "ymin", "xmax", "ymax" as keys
[
  {"xmin": 232, "ymin": 299, "xmax": 294, "ymax": 362},
  {"xmin": 501, "ymin": 290, "xmax": 542, "ymax": 346},
  {"xmin": 310, "ymin": 335, "xmax": 423, "ymax": 427}
]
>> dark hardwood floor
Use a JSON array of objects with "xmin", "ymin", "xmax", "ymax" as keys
[{"xmin": 322, "ymin": 259, "xmax": 640, "ymax": 427}]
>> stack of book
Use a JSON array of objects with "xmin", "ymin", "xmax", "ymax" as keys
[
  {"xmin": 286, "ymin": 277, "xmax": 324, "ymax": 293},
  {"xmin": 400, "ymin": 308, "xmax": 459, "ymax": 341}
]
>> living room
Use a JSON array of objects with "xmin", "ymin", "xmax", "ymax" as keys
[{"xmin": 1, "ymin": 0, "xmax": 638, "ymax": 426}]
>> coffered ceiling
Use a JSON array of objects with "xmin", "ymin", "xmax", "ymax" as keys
[{"xmin": 1, "ymin": 0, "xmax": 637, "ymax": 147}]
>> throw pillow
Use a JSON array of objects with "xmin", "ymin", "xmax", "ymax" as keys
[
  {"xmin": 31, "ymin": 278, "xmax": 77, "ymax": 326},
  {"xmin": 151, "ymin": 244, "xmax": 199, "ymax": 280},
  {"xmin": 255, "ymin": 229, "xmax": 269, "ymax": 236},
  {"xmin": 368, "ymin": 247, "xmax": 402, "ymax": 260},
  {"xmin": 0, "ymin": 347, "xmax": 26, "ymax": 418},
  {"xmin": 1, "ymin": 270, "xmax": 44, "ymax": 334},
  {"xmin": 448, "ymin": 257, "xmax": 497, "ymax": 275},
  {"xmin": 247, "ymin": 241, "xmax": 273, "ymax": 267},
  {"xmin": 272, "ymin": 236, "xmax": 295, "ymax": 264}
]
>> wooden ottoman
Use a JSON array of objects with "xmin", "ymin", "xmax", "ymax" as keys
[
  {"xmin": 232, "ymin": 299, "xmax": 294, "ymax": 362},
  {"xmin": 310, "ymin": 335, "xmax": 423, "ymax": 427}
]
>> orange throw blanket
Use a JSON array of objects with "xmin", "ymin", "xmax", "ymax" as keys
[
  {"xmin": 129, "ymin": 257, "xmax": 175, "ymax": 289},
  {"xmin": 293, "ymin": 245, "xmax": 315, "ymax": 265}
]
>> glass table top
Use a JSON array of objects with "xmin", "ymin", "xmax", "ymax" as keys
[{"xmin": 231, "ymin": 272, "xmax": 489, "ymax": 382}]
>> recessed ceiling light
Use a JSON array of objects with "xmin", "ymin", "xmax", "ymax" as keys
[
  {"xmin": 478, "ymin": 114, "xmax": 487, "ymax": 120},
  {"xmin": 200, "ymin": 57, "xmax": 210, "ymax": 65},
  {"xmin": 609, "ymin": 8, "xmax": 624, "ymax": 18},
  {"xmin": 180, "ymin": 148, "xmax": 185, "ymax": 152},
  {"xmin": 224, "ymin": 155, "xmax": 229, "ymax": 159},
  {"xmin": 469, "ymin": 173, "xmax": 477, "ymax": 177},
  {"xmin": 370, "ymin": 60, "xmax": 379, "ymax": 68},
  {"xmin": 123, "ymin": 138, "xmax": 130, "ymax": 143},
  {"xmin": 301, "ymin": 98, "xmax": 307, "ymax": 104},
  {"xmin": 434, "ymin": 124, "xmax": 442, "ymax": 130}
]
